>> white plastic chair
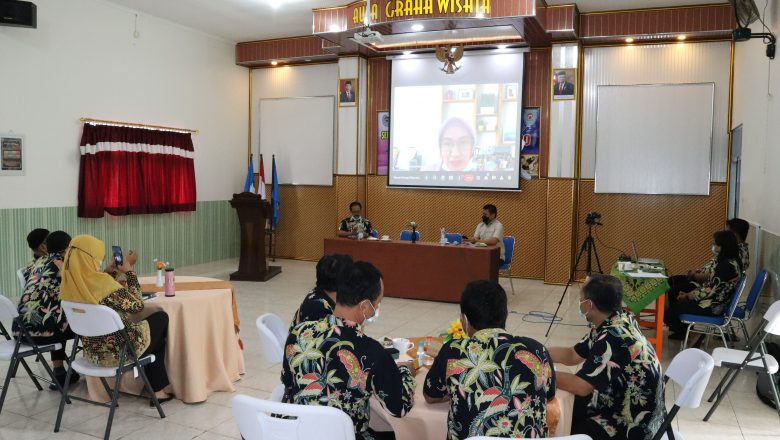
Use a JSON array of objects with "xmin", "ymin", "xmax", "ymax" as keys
[
  {"xmin": 269, "ymin": 382, "xmax": 285, "ymax": 402},
  {"xmin": 466, "ymin": 436, "xmax": 592, "ymax": 439},
  {"xmin": 704, "ymin": 299, "xmax": 780, "ymax": 421},
  {"xmin": 651, "ymin": 348, "xmax": 715, "ymax": 440},
  {"xmin": 0, "ymin": 295, "xmax": 65, "ymax": 413},
  {"xmin": 55, "ymin": 301, "xmax": 166, "ymax": 440},
  {"xmin": 256, "ymin": 313, "xmax": 287, "ymax": 364},
  {"xmin": 16, "ymin": 268, "xmax": 26, "ymax": 291},
  {"xmin": 232, "ymin": 394, "xmax": 355, "ymax": 440}
]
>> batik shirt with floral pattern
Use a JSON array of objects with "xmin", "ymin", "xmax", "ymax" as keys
[
  {"xmin": 424, "ymin": 328, "xmax": 556, "ymax": 439},
  {"xmin": 692, "ymin": 257, "xmax": 741, "ymax": 315},
  {"xmin": 14, "ymin": 252, "xmax": 68, "ymax": 338},
  {"xmin": 339, "ymin": 216, "xmax": 374, "ymax": 236},
  {"xmin": 289, "ymin": 287, "xmax": 335, "ymax": 333},
  {"xmin": 82, "ymin": 272, "xmax": 151, "ymax": 367},
  {"xmin": 282, "ymin": 315, "xmax": 416, "ymax": 440},
  {"xmin": 573, "ymin": 311, "xmax": 665, "ymax": 440}
]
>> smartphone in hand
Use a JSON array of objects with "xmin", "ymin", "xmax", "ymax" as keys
[{"xmin": 112, "ymin": 245, "xmax": 123, "ymax": 266}]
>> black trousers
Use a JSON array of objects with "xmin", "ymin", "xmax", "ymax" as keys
[
  {"xmin": 140, "ymin": 311, "xmax": 170, "ymax": 392},
  {"xmin": 571, "ymin": 395, "xmax": 612, "ymax": 440},
  {"xmin": 664, "ymin": 296, "xmax": 716, "ymax": 334},
  {"xmin": 668, "ymin": 274, "xmax": 696, "ymax": 299},
  {"xmin": 31, "ymin": 328, "xmax": 76, "ymax": 362}
]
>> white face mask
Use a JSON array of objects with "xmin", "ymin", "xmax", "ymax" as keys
[
  {"xmin": 363, "ymin": 300, "xmax": 380, "ymax": 325},
  {"xmin": 578, "ymin": 299, "xmax": 591, "ymax": 323}
]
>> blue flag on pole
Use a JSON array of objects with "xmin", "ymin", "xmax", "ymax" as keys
[
  {"xmin": 243, "ymin": 154, "xmax": 255, "ymax": 193},
  {"xmin": 271, "ymin": 155, "xmax": 280, "ymax": 230}
]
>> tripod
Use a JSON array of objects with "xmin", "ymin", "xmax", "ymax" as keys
[{"xmin": 545, "ymin": 222, "xmax": 603, "ymax": 337}]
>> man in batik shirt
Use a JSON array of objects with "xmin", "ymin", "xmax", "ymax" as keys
[
  {"xmin": 282, "ymin": 261, "xmax": 415, "ymax": 440},
  {"xmin": 549, "ymin": 274, "xmax": 665, "ymax": 440},
  {"xmin": 289, "ymin": 253, "xmax": 352, "ymax": 332},
  {"xmin": 424, "ymin": 280, "xmax": 556, "ymax": 439},
  {"xmin": 338, "ymin": 201, "xmax": 374, "ymax": 239}
]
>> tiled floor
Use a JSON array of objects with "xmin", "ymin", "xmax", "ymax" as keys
[{"xmin": 1, "ymin": 258, "xmax": 778, "ymax": 439}]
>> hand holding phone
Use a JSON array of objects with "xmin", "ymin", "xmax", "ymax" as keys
[{"xmin": 112, "ymin": 246, "xmax": 123, "ymax": 266}]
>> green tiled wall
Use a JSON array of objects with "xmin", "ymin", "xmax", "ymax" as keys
[{"xmin": 0, "ymin": 201, "xmax": 239, "ymax": 298}]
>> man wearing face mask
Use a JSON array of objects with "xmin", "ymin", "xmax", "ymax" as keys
[
  {"xmin": 423, "ymin": 280, "xmax": 556, "ymax": 439},
  {"xmin": 466, "ymin": 204, "xmax": 505, "ymax": 266},
  {"xmin": 339, "ymin": 201, "xmax": 375, "ymax": 239},
  {"xmin": 548, "ymin": 274, "xmax": 665, "ymax": 440},
  {"xmin": 282, "ymin": 261, "xmax": 415, "ymax": 440}
]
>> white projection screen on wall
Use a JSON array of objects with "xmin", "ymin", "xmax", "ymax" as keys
[{"xmin": 388, "ymin": 50, "xmax": 526, "ymax": 190}]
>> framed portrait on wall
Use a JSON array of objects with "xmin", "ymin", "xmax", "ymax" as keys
[
  {"xmin": 338, "ymin": 78, "xmax": 358, "ymax": 107},
  {"xmin": 552, "ymin": 68, "xmax": 576, "ymax": 100},
  {"xmin": 0, "ymin": 134, "xmax": 24, "ymax": 176}
]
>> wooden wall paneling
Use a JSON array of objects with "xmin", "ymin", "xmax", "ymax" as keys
[
  {"xmin": 545, "ymin": 179, "xmax": 576, "ymax": 283},
  {"xmin": 273, "ymin": 185, "xmax": 339, "ymax": 261}
]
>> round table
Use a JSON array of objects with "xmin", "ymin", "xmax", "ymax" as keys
[{"xmin": 85, "ymin": 276, "xmax": 245, "ymax": 403}]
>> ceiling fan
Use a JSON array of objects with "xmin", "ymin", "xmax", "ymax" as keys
[{"xmin": 436, "ymin": 45, "xmax": 464, "ymax": 74}]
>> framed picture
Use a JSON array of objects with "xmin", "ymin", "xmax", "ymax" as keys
[
  {"xmin": 552, "ymin": 68, "xmax": 576, "ymax": 100},
  {"xmin": 520, "ymin": 107, "xmax": 540, "ymax": 155},
  {"xmin": 521, "ymin": 154, "xmax": 539, "ymax": 179},
  {"xmin": 505, "ymin": 84, "xmax": 518, "ymax": 99},
  {"xmin": 338, "ymin": 78, "xmax": 358, "ymax": 107},
  {"xmin": 377, "ymin": 111, "xmax": 390, "ymax": 175},
  {"xmin": 0, "ymin": 134, "xmax": 24, "ymax": 176},
  {"xmin": 458, "ymin": 88, "xmax": 473, "ymax": 100}
]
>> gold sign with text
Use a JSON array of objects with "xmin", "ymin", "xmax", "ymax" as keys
[{"xmin": 352, "ymin": 0, "xmax": 492, "ymax": 24}]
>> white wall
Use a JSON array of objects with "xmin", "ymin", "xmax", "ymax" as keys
[
  {"xmin": 0, "ymin": 0, "xmax": 248, "ymax": 208},
  {"xmin": 732, "ymin": 4, "xmax": 780, "ymax": 235},
  {"xmin": 581, "ymin": 42, "xmax": 731, "ymax": 181}
]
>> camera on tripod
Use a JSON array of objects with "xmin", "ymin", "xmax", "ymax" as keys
[{"xmin": 585, "ymin": 211, "xmax": 602, "ymax": 226}]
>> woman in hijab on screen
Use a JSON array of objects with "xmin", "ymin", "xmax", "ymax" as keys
[{"xmin": 60, "ymin": 235, "xmax": 174, "ymax": 404}]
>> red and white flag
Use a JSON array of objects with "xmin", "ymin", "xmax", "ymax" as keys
[{"xmin": 258, "ymin": 154, "xmax": 267, "ymax": 200}]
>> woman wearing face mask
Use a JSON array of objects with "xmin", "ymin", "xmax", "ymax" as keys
[
  {"xmin": 60, "ymin": 235, "xmax": 174, "ymax": 404},
  {"xmin": 664, "ymin": 230, "xmax": 743, "ymax": 339},
  {"xmin": 281, "ymin": 261, "xmax": 415, "ymax": 440}
]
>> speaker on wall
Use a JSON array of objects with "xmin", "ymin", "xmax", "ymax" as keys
[{"xmin": 0, "ymin": 1, "xmax": 36, "ymax": 28}]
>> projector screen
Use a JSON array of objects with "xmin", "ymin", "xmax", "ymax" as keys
[{"xmin": 388, "ymin": 51, "xmax": 525, "ymax": 190}]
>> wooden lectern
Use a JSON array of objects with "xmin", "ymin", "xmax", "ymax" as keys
[{"xmin": 229, "ymin": 193, "xmax": 282, "ymax": 281}]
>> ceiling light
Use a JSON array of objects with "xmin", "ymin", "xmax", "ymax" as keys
[
  {"xmin": 476, "ymin": 13, "xmax": 484, "ymax": 19},
  {"xmin": 403, "ymin": 50, "xmax": 412, "ymax": 55},
  {"xmin": 411, "ymin": 24, "xmax": 424, "ymax": 32},
  {"xmin": 329, "ymin": 24, "xmax": 340, "ymax": 33},
  {"xmin": 497, "ymin": 44, "xmax": 508, "ymax": 50},
  {"xmin": 271, "ymin": 61, "xmax": 278, "ymax": 66},
  {"xmin": 625, "ymin": 37, "xmax": 634, "ymax": 43},
  {"xmin": 304, "ymin": 58, "xmax": 311, "ymax": 62},
  {"xmin": 677, "ymin": 35, "xmax": 687, "ymax": 41}
]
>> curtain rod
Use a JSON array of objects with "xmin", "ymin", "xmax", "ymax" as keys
[{"xmin": 79, "ymin": 117, "xmax": 199, "ymax": 134}]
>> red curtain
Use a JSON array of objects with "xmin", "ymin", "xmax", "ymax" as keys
[{"xmin": 78, "ymin": 124, "xmax": 196, "ymax": 218}]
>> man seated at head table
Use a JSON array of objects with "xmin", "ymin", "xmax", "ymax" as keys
[
  {"xmin": 423, "ymin": 280, "xmax": 556, "ymax": 439},
  {"xmin": 338, "ymin": 201, "xmax": 375, "ymax": 239},
  {"xmin": 548, "ymin": 274, "xmax": 665, "ymax": 440},
  {"xmin": 289, "ymin": 253, "xmax": 353, "ymax": 332},
  {"xmin": 464, "ymin": 204, "xmax": 505, "ymax": 265},
  {"xmin": 282, "ymin": 261, "xmax": 415, "ymax": 440},
  {"xmin": 668, "ymin": 218, "xmax": 750, "ymax": 298}
]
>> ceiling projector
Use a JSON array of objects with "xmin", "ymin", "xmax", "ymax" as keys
[{"xmin": 353, "ymin": 28, "xmax": 383, "ymax": 44}]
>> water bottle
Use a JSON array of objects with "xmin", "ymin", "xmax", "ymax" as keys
[
  {"xmin": 440, "ymin": 228, "xmax": 447, "ymax": 246},
  {"xmin": 164, "ymin": 268, "xmax": 175, "ymax": 297},
  {"xmin": 416, "ymin": 341, "xmax": 425, "ymax": 367}
]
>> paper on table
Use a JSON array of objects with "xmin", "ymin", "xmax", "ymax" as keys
[{"xmin": 626, "ymin": 271, "xmax": 668, "ymax": 279}]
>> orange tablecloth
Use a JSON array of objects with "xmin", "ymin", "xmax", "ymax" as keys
[{"xmin": 85, "ymin": 276, "xmax": 245, "ymax": 403}]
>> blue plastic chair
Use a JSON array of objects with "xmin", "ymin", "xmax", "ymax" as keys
[
  {"xmin": 445, "ymin": 233, "xmax": 462, "ymax": 244},
  {"xmin": 399, "ymin": 230, "xmax": 420, "ymax": 242},
  {"xmin": 499, "ymin": 236, "xmax": 516, "ymax": 295},
  {"xmin": 680, "ymin": 276, "xmax": 747, "ymax": 350},
  {"xmin": 731, "ymin": 270, "xmax": 769, "ymax": 346}
]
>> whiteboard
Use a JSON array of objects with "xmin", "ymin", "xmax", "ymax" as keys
[
  {"xmin": 258, "ymin": 96, "xmax": 335, "ymax": 185},
  {"xmin": 594, "ymin": 83, "xmax": 714, "ymax": 195}
]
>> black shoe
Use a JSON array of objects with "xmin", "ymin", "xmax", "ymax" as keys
[
  {"xmin": 49, "ymin": 369, "xmax": 80, "ymax": 391},
  {"xmin": 150, "ymin": 395, "xmax": 175, "ymax": 407}
]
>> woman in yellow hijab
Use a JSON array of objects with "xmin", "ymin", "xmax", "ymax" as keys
[{"xmin": 61, "ymin": 235, "xmax": 173, "ymax": 403}]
